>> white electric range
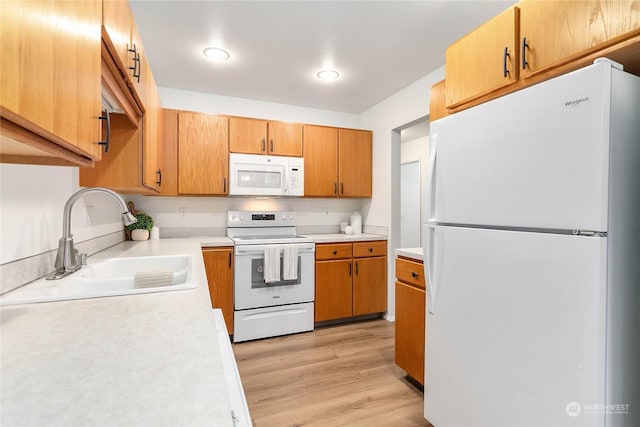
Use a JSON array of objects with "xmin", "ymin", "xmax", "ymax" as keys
[{"xmin": 227, "ymin": 211, "xmax": 315, "ymax": 342}]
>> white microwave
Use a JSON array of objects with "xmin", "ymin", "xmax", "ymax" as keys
[{"xmin": 229, "ymin": 153, "xmax": 304, "ymax": 196}]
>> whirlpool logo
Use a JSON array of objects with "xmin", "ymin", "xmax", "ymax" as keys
[{"xmin": 564, "ymin": 96, "xmax": 589, "ymax": 107}]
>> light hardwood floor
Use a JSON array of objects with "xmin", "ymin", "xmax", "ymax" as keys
[{"xmin": 232, "ymin": 319, "xmax": 431, "ymax": 427}]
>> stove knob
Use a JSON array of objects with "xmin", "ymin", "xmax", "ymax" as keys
[
  {"xmin": 231, "ymin": 214, "xmax": 237, "ymax": 221},
  {"xmin": 239, "ymin": 215, "xmax": 245, "ymax": 221},
  {"xmin": 289, "ymin": 214, "xmax": 294, "ymax": 220},
  {"xmin": 282, "ymin": 214, "xmax": 287, "ymax": 220}
]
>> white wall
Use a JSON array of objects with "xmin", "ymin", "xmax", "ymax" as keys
[
  {"xmin": 0, "ymin": 164, "xmax": 123, "ymax": 265},
  {"xmin": 357, "ymin": 65, "xmax": 445, "ymax": 319}
]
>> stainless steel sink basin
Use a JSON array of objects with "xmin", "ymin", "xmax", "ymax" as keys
[{"xmin": 0, "ymin": 254, "xmax": 196, "ymax": 306}]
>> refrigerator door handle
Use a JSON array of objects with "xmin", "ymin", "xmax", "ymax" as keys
[
  {"xmin": 426, "ymin": 136, "xmax": 438, "ymax": 221},
  {"xmin": 424, "ymin": 224, "xmax": 437, "ymax": 314}
]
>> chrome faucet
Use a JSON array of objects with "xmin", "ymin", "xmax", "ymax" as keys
[{"xmin": 47, "ymin": 187, "xmax": 137, "ymax": 280}]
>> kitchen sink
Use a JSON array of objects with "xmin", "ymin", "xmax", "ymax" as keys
[{"xmin": 0, "ymin": 254, "xmax": 196, "ymax": 306}]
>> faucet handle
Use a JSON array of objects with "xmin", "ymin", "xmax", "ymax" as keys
[{"xmin": 79, "ymin": 252, "xmax": 88, "ymax": 266}]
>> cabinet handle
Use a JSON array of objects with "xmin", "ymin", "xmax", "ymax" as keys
[
  {"xmin": 128, "ymin": 44, "xmax": 140, "ymax": 83},
  {"xmin": 228, "ymin": 252, "xmax": 232, "ymax": 268},
  {"xmin": 349, "ymin": 263, "xmax": 352, "ymax": 276},
  {"xmin": 355, "ymin": 262, "xmax": 358, "ymax": 275},
  {"xmin": 223, "ymin": 178, "xmax": 227, "ymax": 193},
  {"xmin": 341, "ymin": 182, "xmax": 344, "ymax": 195},
  {"xmin": 155, "ymin": 169, "xmax": 162, "ymax": 186},
  {"xmin": 98, "ymin": 109, "xmax": 110, "ymax": 153},
  {"xmin": 270, "ymin": 139, "xmax": 274, "ymax": 153},
  {"xmin": 332, "ymin": 250, "xmax": 337, "ymax": 255},
  {"xmin": 522, "ymin": 37, "xmax": 529, "ymax": 70},
  {"xmin": 503, "ymin": 47, "xmax": 510, "ymax": 78},
  {"xmin": 334, "ymin": 182, "xmax": 337, "ymax": 195},
  {"xmin": 411, "ymin": 271, "xmax": 418, "ymax": 279},
  {"xmin": 368, "ymin": 247, "xmax": 373, "ymax": 252}
]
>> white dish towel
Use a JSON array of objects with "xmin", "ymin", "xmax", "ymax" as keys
[
  {"xmin": 263, "ymin": 245, "xmax": 281, "ymax": 283},
  {"xmin": 283, "ymin": 244, "xmax": 298, "ymax": 281}
]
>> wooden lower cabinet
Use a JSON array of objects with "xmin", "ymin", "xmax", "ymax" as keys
[
  {"xmin": 314, "ymin": 241, "xmax": 387, "ymax": 322},
  {"xmin": 202, "ymin": 247, "xmax": 234, "ymax": 334},
  {"xmin": 395, "ymin": 256, "xmax": 426, "ymax": 385}
]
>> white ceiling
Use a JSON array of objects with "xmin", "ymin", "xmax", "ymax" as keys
[{"xmin": 130, "ymin": 1, "xmax": 516, "ymax": 114}]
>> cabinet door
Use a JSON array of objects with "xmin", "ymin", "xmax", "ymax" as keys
[
  {"xmin": 178, "ymin": 113, "xmax": 229, "ymax": 195},
  {"xmin": 338, "ymin": 129, "xmax": 372, "ymax": 197},
  {"xmin": 315, "ymin": 260, "xmax": 353, "ymax": 322},
  {"xmin": 129, "ymin": 23, "xmax": 147, "ymax": 104},
  {"xmin": 395, "ymin": 281, "xmax": 425, "ymax": 384},
  {"xmin": 202, "ymin": 248, "xmax": 234, "ymax": 335},
  {"xmin": 142, "ymin": 63, "xmax": 161, "ymax": 191},
  {"xmin": 267, "ymin": 121, "xmax": 303, "ymax": 156},
  {"xmin": 102, "ymin": 0, "xmax": 132, "ymax": 73},
  {"xmin": 304, "ymin": 125, "xmax": 338, "ymax": 196},
  {"xmin": 445, "ymin": 6, "xmax": 519, "ymax": 109},
  {"xmin": 229, "ymin": 117, "xmax": 267, "ymax": 154},
  {"xmin": 160, "ymin": 109, "xmax": 179, "ymax": 196},
  {"xmin": 1, "ymin": 0, "xmax": 102, "ymax": 160},
  {"xmin": 520, "ymin": 0, "xmax": 640, "ymax": 78},
  {"xmin": 353, "ymin": 256, "xmax": 387, "ymax": 316}
]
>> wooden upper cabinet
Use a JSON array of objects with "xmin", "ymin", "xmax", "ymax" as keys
[
  {"xmin": 268, "ymin": 121, "xmax": 303, "ymax": 156},
  {"xmin": 229, "ymin": 117, "xmax": 303, "ymax": 156},
  {"xmin": 429, "ymin": 80, "xmax": 448, "ymax": 122},
  {"xmin": 445, "ymin": 6, "xmax": 519, "ymax": 109},
  {"xmin": 229, "ymin": 117, "xmax": 267, "ymax": 154},
  {"xmin": 303, "ymin": 125, "xmax": 338, "ymax": 196},
  {"xmin": 101, "ymin": 0, "xmax": 132, "ymax": 73},
  {"xmin": 520, "ymin": 0, "xmax": 640, "ymax": 79},
  {"xmin": 142, "ymin": 63, "xmax": 161, "ymax": 191},
  {"xmin": 129, "ymin": 23, "xmax": 147, "ymax": 105},
  {"xmin": 1, "ymin": 0, "xmax": 102, "ymax": 165},
  {"xmin": 338, "ymin": 129, "xmax": 372, "ymax": 197},
  {"xmin": 178, "ymin": 112, "xmax": 229, "ymax": 195}
]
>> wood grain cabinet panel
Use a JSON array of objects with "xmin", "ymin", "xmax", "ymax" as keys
[
  {"xmin": 229, "ymin": 117, "xmax": 267, "ymax": 155},
  {"xmin": 229, "ymin": 117, "xmax": 303, "ymax": 156},
  {"xmin": 178, "ymin": 112, "xmax": 229, "ymax": 195},
  {"xmin": 315, "ymin": 259, "xmax": 353, "ymax": 322},
  {"xmin": 395, "ymin": 280, "xmax": 425, "ymax": 384},
  {"xmin": 395, "ymin": 256, "xmax": 426, "ymax": 385},
  {"xmin": 315, "ymin": 241, "xmax": 387, "ymax": 322},
  {"xmin": 102, "ymin": 0, "xmax": 132, "ymax": 73},
  {"xmin": 303, "ymin": 125, "xmax": 339, "ymax": 196},
  {"xmin": 520, "ymin": 0, "xmax": 640, "ymax": 79},
  {"xmin": 353, "ymin": 241, "xmax": 387, "ymax": 258},
  {"xmin": 202, "ymin": 247, "xmax": 234, "ymax": 335},
  {"xmin": 337, "ymin": 129, "xmax": 373, "ymax": 197},
  {"xmin": 353, "ymin": 256, "xmax": 387, "ymax": 316},
  {"xmin": 1, "ymin": 0, "xmax": 102, "ymax": 164},
  {"xmin": 267, "ymin": 121, "xmax": 303, "ymax": 156},
  {"xmin": 445, "ymin": 6, "xmax": 519, "ymax": 109}
]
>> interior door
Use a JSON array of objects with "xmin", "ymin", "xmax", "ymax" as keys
[{"xmin": 423, "ymin": 224, "xmax": 607, "ymax": 426}]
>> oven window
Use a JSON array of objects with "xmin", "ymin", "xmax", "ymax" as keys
[{"xmin": 251, "ymin": 256, "xmax": 301, "ymax": 288}]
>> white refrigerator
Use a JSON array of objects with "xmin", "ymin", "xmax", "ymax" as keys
[{"xmin": 423, "ymin": 59, "xmax": 639, "ymax": 427}]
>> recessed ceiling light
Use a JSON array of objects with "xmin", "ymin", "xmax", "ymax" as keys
[
  {"xmin": 317, "ymin": 69, "xmax": 339, "ymax": 81},
  {"xmin": 203, "ymin": 47, "xmax": 230, "ymax": 62}
]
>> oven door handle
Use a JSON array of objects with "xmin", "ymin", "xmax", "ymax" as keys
[{"xmin": 234, "ymin": 244, "xmax": 315, "ymax": 255}]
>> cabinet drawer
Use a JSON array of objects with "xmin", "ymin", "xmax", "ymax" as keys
[
  {"xmin": 395, "ymin": 257, "xmax": 426, "ymax": 289},
  {"xmin": 316, "ymin": 243, "xmax": 353, "ymax": 260},
  {"xmin": 353, "ymin": 240, "xmax": 386, "ymax": 258}
]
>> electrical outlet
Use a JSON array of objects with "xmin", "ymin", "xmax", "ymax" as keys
[{"xmin": 179, "ymin": 207, "xmax": 188, "ymax": 218}]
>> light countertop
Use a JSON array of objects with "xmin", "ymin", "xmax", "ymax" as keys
[
  {"xmin": 302, "ymin": 233, "xmax": 387, "ymax": 243},
  {"xmin": 396, "ymin": 247, "xmax": 423, "ymax": 261},
  {"xmin": 0, "ymin": 238, "xmax": 244, "ymax": 427}
]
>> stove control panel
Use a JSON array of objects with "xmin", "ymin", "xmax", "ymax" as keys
[{"xmin": 228, "ymin": 211, "xmax": 296, "ymax": 227}]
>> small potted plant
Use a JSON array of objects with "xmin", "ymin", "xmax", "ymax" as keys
[{"xmin": 127, "ymin": 212, "xmax": 154, "ymax": 241}]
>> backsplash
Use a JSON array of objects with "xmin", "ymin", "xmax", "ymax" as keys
[{"xmin": 0, "ymin": 230, "xmax": 125, "ymax": 295}]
